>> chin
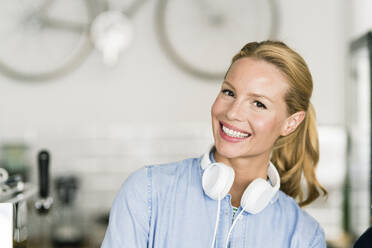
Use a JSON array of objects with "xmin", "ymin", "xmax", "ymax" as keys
[{"xmin": 214, "ymin": 142, "xmax": 247, "ymax": 159}]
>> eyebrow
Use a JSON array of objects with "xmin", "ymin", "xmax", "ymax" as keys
[
  {"xmin": 222, "ymin": 80, "xmax": 273, "ymax": 103},
  {"xmin": 222, "ymin": 80, "xmax": 235, "ymax": 90}
]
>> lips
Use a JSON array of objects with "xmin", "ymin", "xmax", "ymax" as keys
[
  {"xmin": 220, "ymin": 122, "xmax": 250, "ymax": 135},
  {"xmin": 219, "ymin": 121, "xmax": 251, "ymax": 142}
]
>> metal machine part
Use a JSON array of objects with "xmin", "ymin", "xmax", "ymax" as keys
[
  {"xmin": 0, "ymin": 168, "xmax": 37, "ymax": 247},
  {"xmin": 0, "ymin": 149, "xmax": 53, "ymax": 247},
  {"xmin": 35, "ymin": 150, "xmax": 53, "ymax": 214},
  {"xmin": 52, "ymin": 176, "xmax": 84, "ymax": 247}
]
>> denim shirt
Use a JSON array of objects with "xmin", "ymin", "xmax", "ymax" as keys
[{"xmin": 101, "ymin": 154, "xmax": 326, "ymax": 248}]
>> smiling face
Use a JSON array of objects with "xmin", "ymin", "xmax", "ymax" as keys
[{"xmin": 212, "ymin": 57, "xmax": 298, "ymax": 160}]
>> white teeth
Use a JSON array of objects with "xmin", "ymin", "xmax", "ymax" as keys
[{"xmin": 222, "ymin": 125, "xmax": 249, "ymax": 138}]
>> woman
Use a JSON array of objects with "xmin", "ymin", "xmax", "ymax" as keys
[{"xmin": 101, "ymin": 41, "xmax": 327, "ymax": 247}]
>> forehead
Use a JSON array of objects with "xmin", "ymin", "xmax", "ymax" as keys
[{"xmin": 225, "ymin": 58, "xmax": 289, "ymax": 101}]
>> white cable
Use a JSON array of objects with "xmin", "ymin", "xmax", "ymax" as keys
[
  {"xmin": 224, "ymin": 207, "xmax": 245, "ymax": 248},
  {"xmin": 210, "ymin": 198, "xmax": 221, "ymax": 248}
]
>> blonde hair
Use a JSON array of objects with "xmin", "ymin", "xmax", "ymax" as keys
[{"xmin": 229, "ymin": 40, "xmax": 327, "ymax": 206}]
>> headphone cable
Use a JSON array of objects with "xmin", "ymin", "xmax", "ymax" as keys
[{"xmin": 224, "ymin": 206, "xmax": 245, "ymax": 248}]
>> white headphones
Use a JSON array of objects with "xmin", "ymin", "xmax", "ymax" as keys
[
  {"xmin": 201, "ymin": 150, "xmax": 280, "ymax": 214},
  {"xmin": 201, "ymin": 150, "xmax": 281, "ymax": 248}
]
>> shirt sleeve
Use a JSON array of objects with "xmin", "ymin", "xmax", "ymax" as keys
[
  {"xmin": 101, "ymin": 167, "xmax": 151, "ymax": 248},
  {"xmin": 309, "ymin": 224, "xmax": 326, "ymax": 248}
]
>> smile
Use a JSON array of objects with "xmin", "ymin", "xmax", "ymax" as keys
[{"xmin": 220, "ymin": 122, "xmax": 251, "ymax": 140}]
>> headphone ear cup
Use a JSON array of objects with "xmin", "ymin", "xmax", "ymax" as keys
[
  {"xmin": 202, "ymin": 163, "xmax": 235, "ymax": 200},
  {"xmin": 241, "ymin": 178, "xmax": 274, "ymax": 214}
]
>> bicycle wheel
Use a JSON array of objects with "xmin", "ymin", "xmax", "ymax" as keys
[
  {"xmin": 156, "ymin": 0, "xmax": 279, "ymax": 80},
  {"xmin": 0, "ymin": 0, "xmax": 94, "ymax": 81}
]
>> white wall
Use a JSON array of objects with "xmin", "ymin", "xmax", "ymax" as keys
[
  {"xmin": 351, "ymin": 0, "xmax": 372, "ymax": 39},
  {"xmin": 278, "ymin": 0, "xmax": 348, "ymax": 125},
  {"xmin": 0, "ymin": 0, "xmax": 348, "ymax": 140}
]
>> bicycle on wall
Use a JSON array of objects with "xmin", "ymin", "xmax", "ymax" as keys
[{"xmin": 0, "ymin": 0, "xmax": 279, "ymax": 82}]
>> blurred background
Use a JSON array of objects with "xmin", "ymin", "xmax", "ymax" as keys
[{"xmin": 0, "ymin": 0, "xmax": 371, "ymax": 247}]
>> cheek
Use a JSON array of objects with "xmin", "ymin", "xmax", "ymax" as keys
[
  {"xmin": 211, "ymin": 96, "xmax": 223, "ymax": 117},
  {"xmin": 211, "ymin": 98, "xmax": 220, "ymax": 132},
  {"xmin": 252, "ymin": 115, "xmax": 282, "ymax": 134}
]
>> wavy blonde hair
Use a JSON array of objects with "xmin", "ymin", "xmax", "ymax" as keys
[{"xmin": 228, "ymin": 40, "xmax": 327, "ymax": 206}]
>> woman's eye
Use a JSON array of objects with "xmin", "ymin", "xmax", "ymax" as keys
[
  {"xmin": 222, "ymin": 89, "xmax": 234, "ymax": 97},
  {"xmin": 254, "ymin": 100, "xmax": 267, "ymax": 109}
]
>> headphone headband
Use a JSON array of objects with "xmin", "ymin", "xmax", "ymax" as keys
[
  {"xmin": 201, "ymin": 151, "xmax": 280, "ymax": 191},
  {"xmin": 201, "ymin": 151, "xmax": 212, "ymax": 170}
]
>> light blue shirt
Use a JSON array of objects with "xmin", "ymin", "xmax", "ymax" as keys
[{"xmin": 101, "ymin": 154, "xmax": 326, "ymax": 248}]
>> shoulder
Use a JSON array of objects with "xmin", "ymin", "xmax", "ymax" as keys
[
  {"xmin": 146, "ymin": 157, "xmax": 201, "ymax": 189},
  {"xmin": 124, "ymin": 156, "xmax": 199, "ymax": 181},
  {"xmin": 120, "ymin": 157, "xmax": 201, "ymax": 193},
  {"xmin": 354, "ymin": 226, "xmax": 372, "ymax": 247},
  {"xmin": 274, "ymin": 191, "xmax": 326, "ymax": 247},
  {"xmin": 148, "ymin": 157, "xmax": 200, "ymax": 177},
  {"xmin": 115, "ymin": 166, "xmax": 149, "ymax": 204}
]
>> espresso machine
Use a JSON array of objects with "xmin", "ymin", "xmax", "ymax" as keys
[{"xmin": 0, "ymin": 150, "xmax": 52, "ymax": 248}]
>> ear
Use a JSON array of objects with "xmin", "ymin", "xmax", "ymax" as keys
[{"xmin": 280, "ymin": 111, "xmax": 306, "ymax": 136}]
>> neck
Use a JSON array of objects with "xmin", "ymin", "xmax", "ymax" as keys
[{"xmin": 214, "ymin": 150, "xmax": 270, "ymax": 207}]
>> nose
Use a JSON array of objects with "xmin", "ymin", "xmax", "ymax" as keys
[{"xmin": 226, "ymin": 99, "xmax": 246, "ymax": 121}]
